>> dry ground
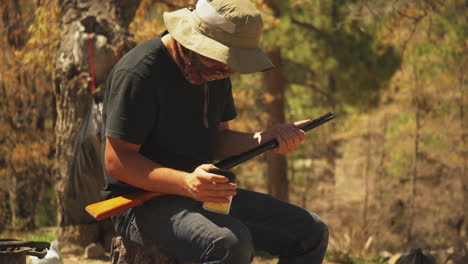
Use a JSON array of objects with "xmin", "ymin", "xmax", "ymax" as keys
[
  {"xmin": 61, "ymin": 254, "xmax": 344, "ymax": 264},
  {"xmin": 60, "ymin": 254, "xmax": 278, "ymax": 264}
]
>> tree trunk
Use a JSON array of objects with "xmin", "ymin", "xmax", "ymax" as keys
[
  {"xmin": 457, "ymin": 49, "xmax": 467, "ymax": 242},
  {"xmin": 407, "ymin": 65, "xmax": 422, "ymax": 245},
  {"xmin": 323, "ymin": 74, "xmax": 338, "ymax": 210},
  {"xmin": 0, "ymin": 253, "xmax": 26, "ymax": 264},
  {"xmin": 362, "ymin": 115, "xmax": 371, "ymax": 236},
  {"xmin": 53, "ymin": 0, "xmax": 141, "ymax": 251},
  {"xmin": 322, "ymin": 0, "xmax": 340, "ymax": 210},
  {"xmin": 2, "ymin": 0, "xmax": 29, "ymax": 49},
  {"xmin": 262, "ymin": 49, "xmax": 288, "ymax": 202}
]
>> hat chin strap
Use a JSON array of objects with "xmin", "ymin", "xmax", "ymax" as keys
[{"xmin": 195, "ymin": 0, "xmax": 236, "ymax": 34}]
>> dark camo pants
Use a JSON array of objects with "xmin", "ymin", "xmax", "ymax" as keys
[{"xmin": 112, "ymin": 188, "xmax": 328, "ymax": 264}]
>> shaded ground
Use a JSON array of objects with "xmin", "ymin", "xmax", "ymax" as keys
[
  {"xmin": 3, "ymin": 228, "xmax": 284, "ymax": 264},
  {"xmin": 60, "ymin": 253, "xmax": 109, "ymax": 264},
  {"xmin": 60, "ymin": 253, "xmax": 278, "ymax": 264},
  {"xmin": 61, "ymin": 254, "xmax": 347, "ymax": 264},
  {"xmin": 7, "ymin": 228, "xmax": 376, "ymax": 264}
]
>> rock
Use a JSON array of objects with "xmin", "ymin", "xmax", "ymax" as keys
[
  {"xmin": 28, "ymin": 240, "xmax": 63, "ymax": 264},
  {"xmin": 430, "ymin": 249, "xmax": 449, "ymax": 264},
  {"xmin": 59, "ymin": 244, "xmax": 83, "ymax": 256},
  {"xmin": 388, "ymin": 253, "xmax": 402, "ymax": 264},
  {"xmin": 58, "ymin": 224, "xmax": 99, "ymax": 250},
  {"xmin": 84, "ymin": 243, "xmax": 105, "ymax": 259},
  {"xmin": 447, "ymin": 247, "xmax": 455, "ymax": 254},
  {"xmin": 396, "ymin": 248, "xmax": 436, "ymax": 264},
  {"xmin": 380, "ymin": 250, "xmax": 393, "ymax": 258}
]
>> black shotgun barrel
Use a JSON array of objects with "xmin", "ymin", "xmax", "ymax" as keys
[{"xmin": 215, "ymin": 112, "xmax": 335, "ymax": 170}]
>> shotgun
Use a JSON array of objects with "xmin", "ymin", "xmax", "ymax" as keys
[{"xmin": 85, "ymin": 112, "xmax": 335, "ymax": 220}]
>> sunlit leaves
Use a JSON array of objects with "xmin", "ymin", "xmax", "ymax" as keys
[{"xmin": 0, "ymin": 0, "xmax": 58, "ymax": 229}]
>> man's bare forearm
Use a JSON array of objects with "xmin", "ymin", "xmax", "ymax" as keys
[
  {"xmin": 213, "ymin": 129, "xmax": 273, "ymax": 161},
  {"xmin": 214, "ymin": 119, "xmax": 310, "ymax": 161},
  {"xmin": 105, "ymin": 137, "xmax": 236, "ymax": 202},
  {"xmin": 105, "ymin": 137, "xmax": 190, "ymax": 196}
]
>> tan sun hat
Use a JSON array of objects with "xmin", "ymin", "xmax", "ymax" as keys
[{"xmin": 163, "ymin": 0, "xmax": 274, "ymax": 74}]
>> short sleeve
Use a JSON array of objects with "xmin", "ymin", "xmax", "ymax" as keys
[
  {"xmin": 105, "ymin": 70, "xmax": 157, "ymax": 145},
  {"xmin": 221, "ymin": 80, "xmax": 237, "ymax": 122}
]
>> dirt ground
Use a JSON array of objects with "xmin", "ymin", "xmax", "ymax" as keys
[
  {"xmin": 61, "ymin": 254, "xmax": 109, "ymax": 264},
  {"xmin": 60, "ymin": 253, "xmax": 278, "ymax": 264},
  {"xmin": 61, "ymin": 254, "xmax": 343, "ymax": 264}
]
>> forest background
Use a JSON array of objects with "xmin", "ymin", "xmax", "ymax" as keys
[{"xmin": 0, "ymin": 0, "xmax": 466, "ymax": 263}]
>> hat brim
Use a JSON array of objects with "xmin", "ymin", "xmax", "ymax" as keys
[{"xmin": 163, "ymin": 8, "xmax": 274, "ymax": 74}]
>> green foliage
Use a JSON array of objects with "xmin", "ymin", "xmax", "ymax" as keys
[
  {"xmin": 36, "ymin": 186, "xmax": 57, "ymax": 227},
  {"xmin": 387, "ymin": 112, "xmax": 414, "ymax": 135},
  {"xmin": 422, "ymin": 134, "xmax": 445, "ymax": 150},
  {"xmin": 263, "ymin": 0, "xmax": 402, "ymax": 112},
  {"xmin": 130, "ymin": 0, "xmax": 167, "ymax": 42},
  {"xmin": 0, "ymin": 228, "xmax": 56, "ymax": 243}
]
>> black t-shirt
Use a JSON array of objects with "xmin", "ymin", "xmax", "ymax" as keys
[{"xmin": 101, "ymin": 32, "xmax": 237, "ymax": 197}]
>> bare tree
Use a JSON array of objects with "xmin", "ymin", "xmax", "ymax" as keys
[
  {"xmin": 407, "ymin": 64, "xmax": 422, "ymax": 245},
  {"xmin": 53, "ymin": 0, "xmax": 142, "ymax": 250},
  {"xmin": 263, "ymin": 49, "xmax": 289, "ymax": 202},
  {"xmin": 260, "ymin": 0, "xmax": 289, "ymax": 202},
  {"xmin": 456, "ymin": 45, "xmax": 467, "ymax": 244}
]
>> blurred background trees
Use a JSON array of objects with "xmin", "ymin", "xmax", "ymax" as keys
[
  {"xmin": 0, "ymin": 0, "xmax": 57, "ymax": 232},
  {"xmin": 0, "ymin": 0, "xmax": 467, "ymax": 260}
]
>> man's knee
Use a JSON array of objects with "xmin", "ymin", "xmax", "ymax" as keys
[
  {"xmin": 202, "ymin": 226, "xmax": 254, "ymax": 264},
  {"xmin": 301, "ymin": 211, "xmax": 329, "ymax": 257},
  {"xmin": 314, "ymin": 219, "xmax": 329, "ymax": 254},
  {"xmin": 278, "ymin": 211, "xmax": 328, "ymax": 264}
]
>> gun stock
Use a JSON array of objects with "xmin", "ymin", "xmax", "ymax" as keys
[
  {"xmin": 85, "ymin": 112, "xmax": 335, "ymax": 220},
  {"xmin": 85, "ymin": 191, "xmax": 164, "ymax": 221}
]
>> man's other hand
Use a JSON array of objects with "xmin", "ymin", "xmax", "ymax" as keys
[
  {"xmin": 255, "ymin": 120, "xmax": 311, "ymax": 155},
  {"xmin": 184, "ymin": 164, "xmax": 237, "ymax": 203}
]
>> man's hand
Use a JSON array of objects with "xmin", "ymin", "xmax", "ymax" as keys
[
  {"xmin": 184, "ymin": 164, "xmax": 237, "ymax": 203},
  {"xmin": 255, "ymin": 120, "xmax": 311, "ymax": 155}
]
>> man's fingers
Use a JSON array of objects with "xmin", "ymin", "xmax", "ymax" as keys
[
  {"xmin": 293, "ymin": 128, "xmax": 306, "ymax": 144},
  {"xmin": 279, "ymin": 125, "xmax": 302, "ymax": 151},
  {"xmin": 270, "ymin": 123, "xmax": 307, "ymax": 154},
  {"xmin": 198, "ymin": 163, "xmax": 216, "ymax": 171},
  {"xmin": 197, "ymin": 187, "xmax": 237, "ymax": 202},
  {"xmin": 204, "ymin": 189, "xmax": 237, "ymax": 197},
  {"xmin": 279, "ymin": 127, "xmax": 296, "ymax": 151},
  {"xmin": 263, "ymin": 120, "xmax": 311, "ymax": 155},
  {"xmin": 293, "ymin": 119, "xmax": 311, "ymax": 128},
  {"xmin": 199, "ymin": 173, "xmax": 229, "ymax": 183},
  {"xmin": 195, "ymin": 165, "xmax": 229, "ymax": 183},
  {"xmin": 200, "ymin": 182, "xmax": 237, "ymax": 191}
]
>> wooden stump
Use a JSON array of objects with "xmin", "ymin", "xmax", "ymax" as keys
[
  {"xmin": 0, "ymin": 239, "xmax": 49, "ymax": 264},
  {"xmin": 110, "ymin": 236, "xmax": 179, "ymax": 264},
  {"xmin": 0, "ymin": 252, "xmax": 26, "ymax": 264}
]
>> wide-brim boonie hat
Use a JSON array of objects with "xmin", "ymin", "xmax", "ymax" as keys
[{"xmin": 163, "ymin": 0, "xmax": 274, "ymax": 74}]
